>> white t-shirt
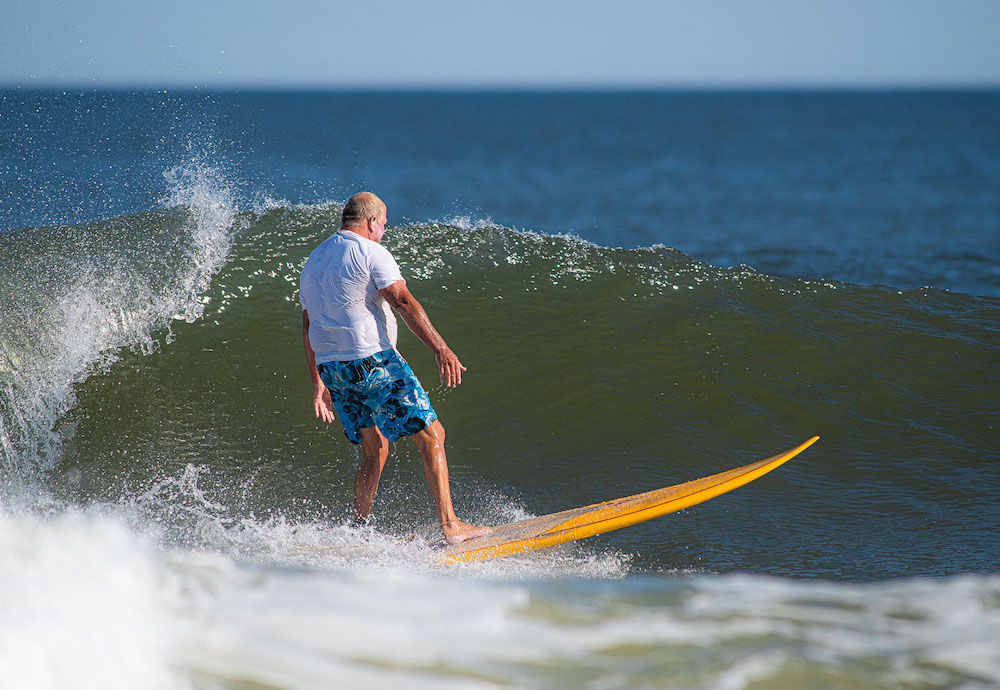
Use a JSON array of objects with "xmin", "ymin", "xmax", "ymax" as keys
[{"xmin": 299, "ymin": 231, "xmax": 405, "ymax": 363}]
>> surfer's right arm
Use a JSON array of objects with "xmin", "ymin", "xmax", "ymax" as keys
[
  {"xmin": 379, "ymin": 280, "xmax": 467, "ymax": 388},
  {"xmin": 302, "ymin": 309, "xmax": 335, "ymax": 423}
]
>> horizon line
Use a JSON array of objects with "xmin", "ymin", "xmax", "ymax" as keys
[{"xmin": 3, "ymin": 80, "xmax": 1000, "ymax": 93}]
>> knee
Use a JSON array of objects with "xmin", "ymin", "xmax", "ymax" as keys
[
  {"xmin": 414, "ymin": 420, "xmax": 445, "ymax": 450},
  {"xmin": 426, "ymin": 419, "xmax": 445, "ymax": 444}
]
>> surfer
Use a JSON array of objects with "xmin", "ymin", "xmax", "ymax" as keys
[{"xmin": 300, "ymin": 192, "xmax": 490, "ymax": 545}]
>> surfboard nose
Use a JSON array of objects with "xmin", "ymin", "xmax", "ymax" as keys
[{"xmin": 437, "ymin": 437, "xmax": 820, "ymax": 564}]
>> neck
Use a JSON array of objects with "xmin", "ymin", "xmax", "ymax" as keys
[{"xmin": 341, "ymin": 225, "xmax": 374, "ymax": 241}]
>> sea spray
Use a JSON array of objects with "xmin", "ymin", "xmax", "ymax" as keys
[
  {"xmin": 0, "ymin": 161, "xmax": 239, "ymax": 480},
  {"xmin": 161, "ymin": 159, "xmax": 239, "ymax": 321}
]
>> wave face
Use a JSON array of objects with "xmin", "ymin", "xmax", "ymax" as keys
[{"xmin": 2, "ymin": 199, "xmax": 997, "ymax": 580}]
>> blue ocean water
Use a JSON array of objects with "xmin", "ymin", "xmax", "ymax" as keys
[
  {"xmin": 1, "ymin": 90, "xmax": 999, "ymax": 688},
  {"xmin": 3, "ymin": 90, "xmax": 998, "ymax": 294}
]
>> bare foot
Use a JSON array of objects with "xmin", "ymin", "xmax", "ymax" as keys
[{"xmin": 442, "ymin": 520, "xmax": 491, "ymax": 545}]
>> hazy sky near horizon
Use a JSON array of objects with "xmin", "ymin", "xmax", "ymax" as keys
[{"xmin": 3, "ymin": 0, "xmax": 999, "ymax": 89}]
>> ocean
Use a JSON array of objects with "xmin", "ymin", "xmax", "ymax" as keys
[{"xmin": 1, "ymin": 89, "xmax": 998, "ymax": 688}]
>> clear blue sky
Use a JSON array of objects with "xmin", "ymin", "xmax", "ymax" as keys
[{"xmin": 3, "ymin": 0, "xmax": 999, "ymax": 89}]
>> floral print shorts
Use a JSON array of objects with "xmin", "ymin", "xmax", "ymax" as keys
[{"xmin": 318, "ymin": 349, "xmax": 437, "ymax": 444}]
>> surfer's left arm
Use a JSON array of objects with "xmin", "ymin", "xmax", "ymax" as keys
[
  {"xmin": 379, "ymin": 280, "xmax": 466, "ymax": 388},
  {"xmin": 302, "ymin": 309, "xmax": 335, "ymax": 423}
]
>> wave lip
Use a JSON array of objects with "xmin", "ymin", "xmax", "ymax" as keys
[{"xmin": 0, "ymin": 161, "xmax": 239, "ymax": 480}]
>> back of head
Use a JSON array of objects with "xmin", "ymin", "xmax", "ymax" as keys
[{"xmin": 341, "ymin": 192, "xmax": 386, "ymax": 229}]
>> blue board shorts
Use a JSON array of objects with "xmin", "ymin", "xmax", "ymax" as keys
[{"xmin": 317, "ymin": 349, "xmax": 438, "ymax": 445}]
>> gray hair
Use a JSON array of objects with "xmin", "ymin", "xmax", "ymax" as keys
[{"xmin": 341, "ymin": 192, "xmax": 386, "ymax": 228}]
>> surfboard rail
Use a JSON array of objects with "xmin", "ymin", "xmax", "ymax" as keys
[{"xmin": 437, "ymin": 436, "xmax": 819, "ymax": 564}]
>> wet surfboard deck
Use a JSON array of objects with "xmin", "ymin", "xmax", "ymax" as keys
[{"xmin": 436, "ymin": 437, "xmax": 819, "ymax": 564}]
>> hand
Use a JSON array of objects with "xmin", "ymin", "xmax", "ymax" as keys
[
  {"xmin": 313, "ymin": 385, "xmax": 335, "ymax": 423},
  {"xmin": 435, "ymin": 347, "xmax": 467, "ymax": 388}
]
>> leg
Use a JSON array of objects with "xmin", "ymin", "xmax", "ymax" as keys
[
  {"xmin": 355, "ymin": 426, "xmax": 390, "ymax": 521},
  {"xmin": 409, "ymin": 420, "xmax": 490, "ymax": 545}
]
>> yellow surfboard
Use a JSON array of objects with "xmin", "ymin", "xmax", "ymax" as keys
[{"xmin": 437, "ymin": 436, "xmax": 819, "ymax": 564}]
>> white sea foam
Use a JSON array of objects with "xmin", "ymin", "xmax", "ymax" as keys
[
  {"xmin": 0, "ymin": 511, "xmax": 186, "ymax": 690},
  {"xmin": 3, "ymin": 504, "xmax": 999, "ymax": 690}
]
